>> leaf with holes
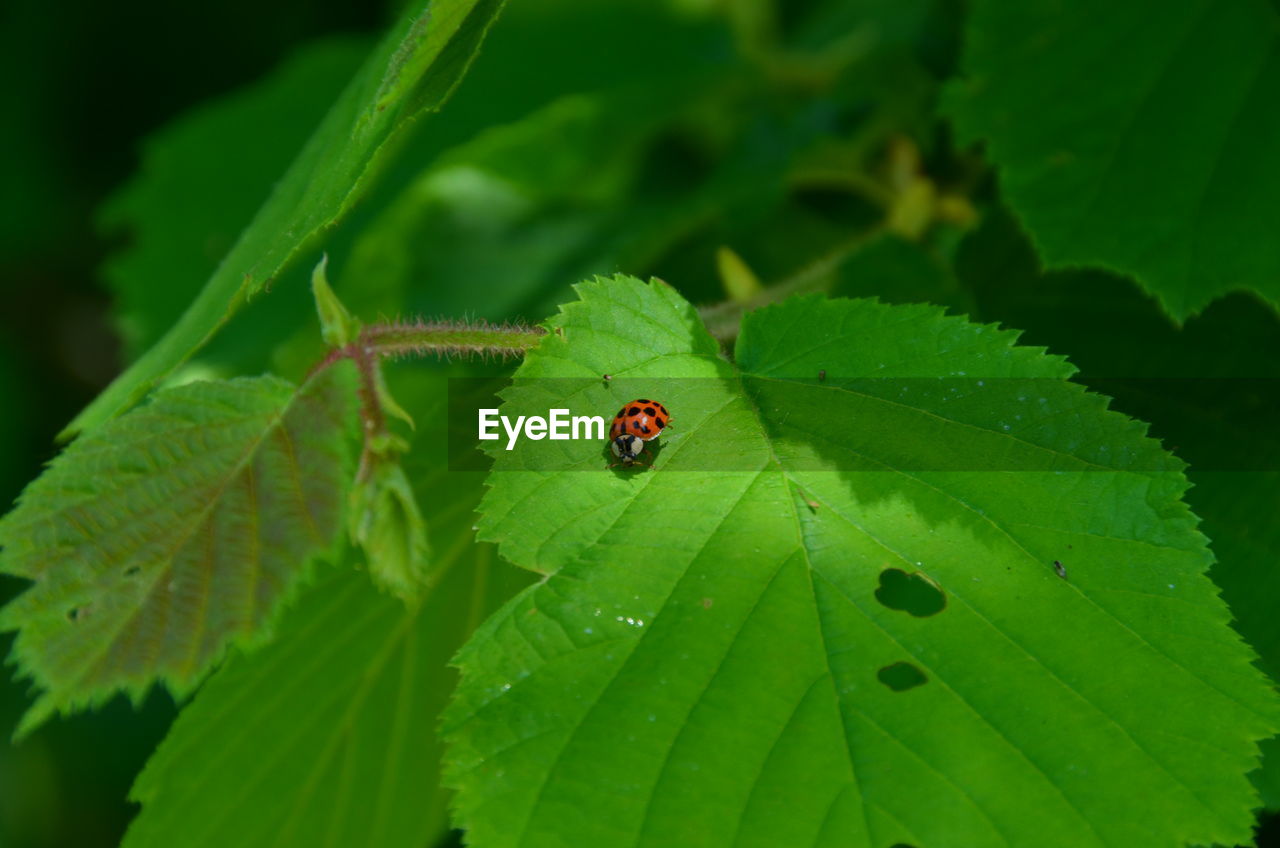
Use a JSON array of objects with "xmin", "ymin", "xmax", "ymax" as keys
[
  {"xmin": 945, "ymin": 0, "xmax": 1280, "ymax": 319},
  {"xmin": 444, "ymin": 276, "xmax": 1279, "ymax": 847},
  {"xmin": 0, "ymin": 364, "xmax": 357, "ymax": 737}
]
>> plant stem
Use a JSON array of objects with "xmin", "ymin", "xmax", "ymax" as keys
[
  {"xmin": 361, "ymin": 319, "xmax": 547, "ymax": 360},
  {"xmin": 697, "ymin": 226, "xmax": 886, "ymax": 342},
  {"xmin": 312, "ymin": 318, "xmax": 546, "ymax": 374}
]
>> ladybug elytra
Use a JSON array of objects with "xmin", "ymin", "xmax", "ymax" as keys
[{"xmin": 608, "ymin": 398, "xmax": 670, "ymax": 467}]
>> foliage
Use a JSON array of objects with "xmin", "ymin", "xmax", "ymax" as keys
[
  {"xmin": 946, "ymin": 0, "xmax": 1280, "ymax": 319},
  {"xmin": 67, "ymin": 0, "xmax": 508, "ymax": 436},
  {"xmin": 0, "ymin": 365, "xmax": 357, "ymax": 738},
  {"xmin": 450, "ymin": 276, "xmax": 1276, "ymax": 846},
  {"xmin": 4, "ymin": 1, "xmax": 1279, "ymax": 847}
]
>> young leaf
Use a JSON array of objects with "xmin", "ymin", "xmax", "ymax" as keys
[
  {"xmin": 68, "ymin": 0, "xmax": 508, "ymax": 437},
  {"xmin": 0, "ymin": 364, "xmax": 357, "ymax": 737},
  {"xmin": 311, "ymin": 254, "xmax": 361, "ymax": 349},
  {"xmin": 348, "ymin": 460, "xmax": 431, "ymax": 604},
  {"xmin": 120, "ymin": 369, "xmax": 533, "ymax": 848},
  {"xmin": 446, "ymin": 276, "xmax": 1279, "ymax": 846},
  {"xmin": 945, "ymin": 0, "xmax": 1280, "ymax": 319}
]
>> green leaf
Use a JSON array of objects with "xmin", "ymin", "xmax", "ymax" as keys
[
  {"xmin": 121, "ymin": 559, "xmax": 528, "ymax": 848},
  {"xmin": 311, "ymin": 254, "xmax": 361, "ymax": 349},
  {"xmin": 348, "ymin": 460, "xmax": 431, "ymax": 604},
  {"xmin": 121, "ymin": 367, "xmax": 533, "ymax": 848},
  {"xmin": 446, "ymin": 276, "xmax": 1278, "ymax": 846},
  {"xmin": 945, "ymin": 0, "xmax": 1280, "ymax": 319},
  {"xmin": 99, "ymin": 37, "xmax": 372, "ymax": 363},
  {"xmin": 0, "ymin": 364, "xmax": 358, "ymax": 737},
  {"xmin": 954, "ymin": 206, "xmax": 1280, "ymax": 818},
  {"xmin": 68, "ymin": 0, "xmax": 508, "ymax": 437}
]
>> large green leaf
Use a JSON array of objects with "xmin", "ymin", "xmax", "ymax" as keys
[
  {"xmin": 945, "ymin": 0, "xmax": 1280, "ymax": 319},
  {"xmin": 121, "ymin": 560, "xmax": 528, "ymax": 848},
  {"xmin": 120, "ymin": 368, "xmax": 532, "ymax": 847},
  {"xmin": 445, "ymin": 276, "xmax": 1278, "ymax": 846},
  {"xmin": 953, "ymin": 206, "xmax": 1280, "ymax": 822},
  {"xmin": 0, "ymin": 364, "xmax": 357, "ymax": 737},
  {"xmin": 68, "ymin": 0, "xmax": 507, "ymax": 436}
]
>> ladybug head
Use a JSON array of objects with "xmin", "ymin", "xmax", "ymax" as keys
[{"xmin": 610, "ymin": 433, "xmax": 644, "ymax": 463}]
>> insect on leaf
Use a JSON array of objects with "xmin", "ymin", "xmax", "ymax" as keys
[{"xmin": 445, "ymin": 276, "xmax": 1279, "ymax": 847}]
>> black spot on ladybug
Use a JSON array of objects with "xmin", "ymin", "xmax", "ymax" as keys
[
  {"xmin": 617, "ymin": 407, "xmax": 626, "ymax": 418},
  {"xmin": 637, "ymin": 398, "xmax": 651, "ymax": 403},
  {"xmin": 631, "ymin": 421, "xmax": 641, "ymax": 431},
  {"xmin": 640, "ymin": 424, "xmax": 651, "ymax": 435},
  {"xmin": 643, "ymin": 406, "xmax": 656, "ymax": 416},
  {"xmin": 655, "ymin": 417, "xmax": 666, "ymax": 429},
  {"xmin": 629, "ymin": 407, "xmax": 641, "ymax": 416}
]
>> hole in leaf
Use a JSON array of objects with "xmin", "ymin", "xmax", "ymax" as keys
[
  {"xmin": 878, "ymin": 662, "xmax": 927, "ymax": 692},
  {"xmin": 875, "ymin": 568, "xmax": 945, "ymax": 616}
]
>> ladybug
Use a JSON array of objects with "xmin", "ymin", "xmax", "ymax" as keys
[{"xmin": 609, "ymin": 399, "xmax": 671, "ymax": 467}]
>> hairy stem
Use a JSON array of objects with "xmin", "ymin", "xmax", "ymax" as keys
[
  {"xmin": 361, "ymin": 319, "xmax": 547, "ymax": 360},
  {"xmin": 313, "ymin": 318, "xmax": 546, "ymax": 374},
  {"xmin": 310, "ymin": 318, "xmax": 547, "ymax": 477}
]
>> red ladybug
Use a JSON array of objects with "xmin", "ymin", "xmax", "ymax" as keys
[{"xmin": 609, "ymin": 399, "xmax": 671, "ymax": 467}]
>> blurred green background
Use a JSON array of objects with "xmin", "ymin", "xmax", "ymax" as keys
[{"xmin": 0, "ymin": 2, "xmax": 382, "ymax": 845}]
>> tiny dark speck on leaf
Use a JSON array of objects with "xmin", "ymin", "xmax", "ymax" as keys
[
  {"xmin": 701, "ymin": 598, "xmax": 713, "ymax": 609},
  {"xmin": 1053, "ymin": 560, "xmax": 1067, "ymax": 579}
]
